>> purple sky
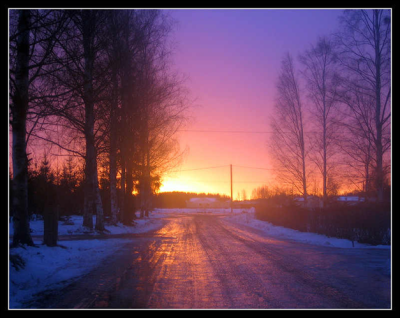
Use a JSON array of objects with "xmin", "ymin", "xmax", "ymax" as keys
[{"xmin": 160, "ymin": 9, "xmax": 344, "ymax": 197}]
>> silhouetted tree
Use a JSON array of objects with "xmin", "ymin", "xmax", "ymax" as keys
[
  {"xmin": 335, "ymin": 9, "xmax": 391, "ymax": 202},
  {"xmin": 299, "ymin": 37, "xmax": 342, "ymax": 206},
  {"xmin": 337, "ymin": 90, "xmax": 375, "ymax": 195},
  {"xmin": 10, "ymin": 9, "xmax": 69, "ymax": 246},
  {"xmin": 251, "ymin": 185, "xmax": 271, "ymax": 200},
  {"xmin": 270, "ymin": 54, "xmax": 309, "ymax": 201},
  {"xmin": 10, "ymin": 10, "xmax": 33, "ymax": 246},
  {"xmin": 37, "ymin": 10, "xmax": 111, "ymax": 231}
]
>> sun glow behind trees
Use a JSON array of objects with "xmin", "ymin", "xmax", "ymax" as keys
[
  {"xmin": 9, "ymin": 9, "xmax": 391, "ymax": 248},
  {"xmin": 158, "ymin": 9, "xmax": 390, "ymax": 200}
]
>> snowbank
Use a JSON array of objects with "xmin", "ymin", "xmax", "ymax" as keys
[
  {"xmin": 9, "ymin": 238, "xmax": 131, "ymax": 308},
  {"xmin": 9, "ymin": 214, "xmax": 164, "ymax": 237},
  {"xmin": 9, "ymin": 215, "xmax": 165, "ymax": 308},
  {"xmin": 223, "ymin": 211, "xmax": 390, "ymax": 249},
  {"xmin": 9, "ymin": 209, "xmax": 254, "ymax": 238}
]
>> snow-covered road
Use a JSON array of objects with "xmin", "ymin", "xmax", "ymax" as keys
[{"xmin": 23, "ymin": 213, "xmax": 390, "ymax": 309}]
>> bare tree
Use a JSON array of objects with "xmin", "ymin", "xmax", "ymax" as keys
[
  {"xmin": 134, "ymin": 41, "xmax": 189, "ymax": 218},
  {"xmin": 10, "ymin": 9, "xmax": 69, "ymax": 246},
  {"xmin": 335, "ymin": 9, "xmax": 391, "ymax": 202},
  {"xmin": 35, "ymin": 10, "xmax": 111, "ymax": 231},
  {"xmin": 10, "ymin": 10, "xmax": 34, "ymax": 246},
  {"xmin": 103, "ymin": 10, "xmax": 164, "ymax": 224},
  {"xmin": 337, "ymin": 89, "xmax": 375, "ymax": 195},
  {"xmin": 241, "ymin": 189, "xmax": 247, "ymax": 201},
  {"xmin": 299, "ymin": 36, "xmax": 342, "ymax": 206},
  {"xmin": 104, "ymin": 10, "xmax": 123, "ymax": 225},
  {"xmin": 111, "ymin": 10, "xmax": 189, "ymax": 219},
  {"xmin": 251, "ymin": 185, "xmax": 271, "ymax": 200},
  {"xmin": 10, "ymin": 9, "xmax": 190, "ymax": 235},
  {"xmin": 269, "ymin": 53, "xmax": 309, "ymax": 201}
]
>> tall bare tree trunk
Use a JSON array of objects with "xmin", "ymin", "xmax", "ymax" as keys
[
  {"xmin": 299, "ymin": 37, "xmax": 341, "ymax": 207},
  {"xmin": 365, "ymin": 140, "xmax": 372, "ymax": 196},
  {"xmin": 140, "ymin": 115, "xmax": 149, "ymax": 218},
  {"xmin": 82, "ymin": 10, "xmax": 96, "ymax": 230},
  {"xmin": 94, "ymin": 167, "xmax": 105, "ymax": 231},
  {"xmin": 301, "ymin": 132, "xmax": 307, "ymax": 203},
  {"xmin": 125, "ymin": 157, "xmax": 134, "ymax": 223},
  {"xmin": 270, "ymin": 54, "xmax": 308, "ymax": 201},
  {"xmin": 108, "ymin": 11, "xmax": 120, "ymax": 225},
  {"xmin": 119, "ymin": 78, "xmax": 134, "ymax": 224},
  {"xmin": 323, "ymin": 111, "xmax": 327, "ymax": 207},
  {"xmin": 374, "ymin": 10, "xmax": 384, "ymax": 202},
  {"xmin": 119, "ymin": 14, "xmax": 135, "ymax": 224},
  {"xmin": 140, "ymin": 150, "xmax": 146, "ymax": 219},
  {"xmin": 145, "ymin": 141, "xmax": 151, "ymax": 217},
  {"xmin": 336, "ymin": 10, "xmax": 390, "ymax": 203},
  {"xmin": 120, "ymin": 158, "xmax": 125, "ymax": 223},
  {"xmin": 11, "ymin": 10, "xmax": 34, "ymax": 247},
  {"xmin": 109, "ymin": 76, "xmax": 118, "ymax": 225}
]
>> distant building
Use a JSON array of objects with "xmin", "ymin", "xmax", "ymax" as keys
[
  {"xmin": 335, "ymin": 196, "xmax": 365, "ymax": 205},
  {"xmin": 186, "ymin": 197, "xmax": 230, "ymax": 208},
  {"xmin": 294, "ymin": 195, "xmax": 366, "ymax": 208}
]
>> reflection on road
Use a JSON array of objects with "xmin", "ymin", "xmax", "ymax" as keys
[{"xmin": 31, "ymin": 214, "xmax": 390, "ymax": 309}]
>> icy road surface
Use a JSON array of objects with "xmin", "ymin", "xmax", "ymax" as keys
[{"xmin": 27, "ymin": 214, "xmax": 390, "ymax": 309}]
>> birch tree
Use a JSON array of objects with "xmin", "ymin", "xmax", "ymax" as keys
[
  {"xmin": 270, "ymin": 53, "xmax": 309, "ymax": 201},
  {"xmin": 37, "ymin": 10, "xmax": 110, "ymax": 231},
  {"xmin": 134, "ymin": 43, "xmax": 189, "ymax": 218},
  {"xmin": 10, "ymin": 10, "xmax": 33, "ymax": 246},
  {"xmin": 299, "ymin": 37, "xmax": 342, "ymax": 206},
  {"xmin": 10, "ymin": 9, "xmax": 69, "ymax": 246},
  {"xmin": 337, "ymin": 88, "xmax": 375, "ymax": 195},
  {"xmin": 335, "ymin": 9, "xmax": 391, "ymax": 202}
]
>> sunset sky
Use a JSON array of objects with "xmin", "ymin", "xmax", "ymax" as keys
[{"xmin": 159, "ymin": 9, "xmax": 343, "ymax": 198}]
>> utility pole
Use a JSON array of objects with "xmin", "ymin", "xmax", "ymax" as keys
[{"xmin": 230, "ymin": 164, "xmax": 233, "ymax": 213}]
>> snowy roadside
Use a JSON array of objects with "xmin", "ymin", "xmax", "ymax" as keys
[
  {"xmin": 9, "ymin": 215, "xmax": 165, "ymax": 309},
  {"xmin": 9, "ymin": 208, "xmax": 247, "ymax": 238},
  {"xmin": 7, "ymin": 209, "xmax": 252, "ymax": 308},
  {"xmin": 9, "ymin": 238, "xmax": 134, "ymax": 308},
  {"xmin": 9, "ymin": 214, "xmax": 164, "ymax": 237},
  {"xmin": 222, "ymin": 211, "xmax": 391, "ymax": 250}
]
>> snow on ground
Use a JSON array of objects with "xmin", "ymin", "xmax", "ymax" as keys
[
  {"xmin": 9, "ymin": 214, "xmax": 165, "ymax": 309},
  {"xmin": 9, "ymin": 208, "xmax": 249, "ymax": 238},
  {"xmin": 9, "ymin": 208, "xmax": 390, "ymax": 308},
  {"xmin": 223, "ymin": 210, "xmax": 390, "ymax": 249},
  {"xmin": 9, "ymin": 238, "xmax": 133, "ymax": 308},
  {"xmin": 9, "ymin": 213, "xmax": 164, "ymax": 237}
]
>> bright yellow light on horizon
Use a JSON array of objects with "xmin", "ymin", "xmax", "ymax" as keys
[
  {"xmin": 159, "ymin": 175, "xmax": 232, "ymax": 196},
  {"xmin": 159, "ymin": 177, "xmax": 200, "ymax": 193}
]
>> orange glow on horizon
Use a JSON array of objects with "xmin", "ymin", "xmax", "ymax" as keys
[{"xmin": 159, "ymin": 128, "xmax": 276, "ymax": 198}]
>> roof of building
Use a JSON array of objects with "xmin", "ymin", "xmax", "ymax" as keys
[{"xmin": 337, "ymin": 196, "xmax": 365, "ymax": 202}]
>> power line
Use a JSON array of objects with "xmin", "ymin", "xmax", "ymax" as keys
[
  {"xmin": 178, "ymin": 129, "xmax": 275, "ymax": 134},
  {"xmin": 233, "ymin": 165, "xmax": 283, "ymax": 171},
  {"xmin": 178, "ymin": 129, "xmax": 319, "ymax": 134},
  {"xmin": 162, "ymin": 180, "xmax": 269, "ymax": 184},
  {"xmin": 167, "ymin": 165, "xmax": 229, "ymax": 173},
  {"xmin": 167, "ymin": 164, "xmax": 282, "ymax": 173}
]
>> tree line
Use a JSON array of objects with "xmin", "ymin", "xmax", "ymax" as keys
[
  {"xmin": 153, "ymin": 191, "xmax": 231, "ymax": 208},
  {"xmin": 9, "ymin": 9, "xmax": 190, "ymax": 246},
  {"xmin": 268, "ymin": 9, "xmax": 391, "ymax": 206}
]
